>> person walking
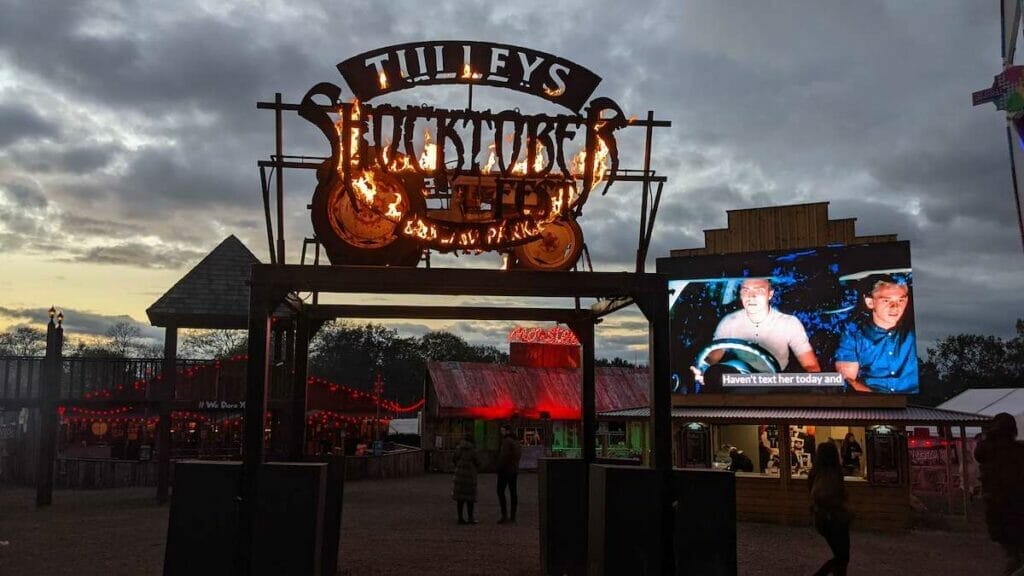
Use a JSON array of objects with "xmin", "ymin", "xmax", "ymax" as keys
[
  {"xmin": 452, "ymin": 434, "xmax": 479, "ymax": 525},
  {"xmin": 808, "ymin": 441, "xmax": 851, "ymax": 576},
  {"xmin": 496, "ymin": 424, "xmax": 522, "ymax": 524},
  {"xmin": 974, "ymin": 412, "xmax": 1024, "ymax": 575}
]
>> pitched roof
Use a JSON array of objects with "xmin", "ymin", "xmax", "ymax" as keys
[
  {"xmin": 426, "ymin": 361, "xmax": 649, "ymax": 420},
  {"xmin": 939, "ymin": 388, "xmax": 1024, "ymax": 434},
  {"xmin": 146, "ymin": 235, "xmax": 261, "ymax": 329},
  {"xmin": 599, "ymin": 405, "xmax": 991, "ymax": 426},
  {"xmin": 938, "ymin": 388, "xmax": 1024, "ymax": 417}
]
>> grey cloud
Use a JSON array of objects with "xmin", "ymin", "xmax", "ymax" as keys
[
  {"xmin": 0, "ymin": 0, "xmax": 1020, "ymax": 352},
  {"xmin": 9, "ymin": 143, "xmax": 119, "ymax": 175},
  {"xmin": 2, "ymin": 180, "xmax": 47, "ymax": 209},
  {"xmin": 0, "ymin": 102, "xmax": 59, "ymax": 146},
  {"xmin": 0, "ymin": 305, "xmax": 161, "ymax": 342},
  {"xmin": 63, "ymin": 242, "xmax": 207, "ymax": 269}
]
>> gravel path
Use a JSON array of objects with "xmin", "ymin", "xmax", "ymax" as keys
[{"xmin": 0, "ymin": 474, "xmax": 1008, "ymax": 575}]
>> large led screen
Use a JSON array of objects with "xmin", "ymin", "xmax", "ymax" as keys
[{"xmin": 657, "ymin": 241, "xmax": 917, "ymax": 395}]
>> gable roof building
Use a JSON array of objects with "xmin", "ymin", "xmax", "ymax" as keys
[{"xmin": 146, "ymin": 235, "xmax": 262, "ymax": 329}]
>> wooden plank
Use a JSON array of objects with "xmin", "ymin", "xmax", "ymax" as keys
[
  {"xmin": 308, "ymin": 304, "xmax": 589, "ymax": 323},
  {"xmin": 252, "ymin": 264, "xmax": 665, "ymax": 299}
]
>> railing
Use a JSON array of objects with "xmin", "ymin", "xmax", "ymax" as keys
[{"xmin": 0, "ymin": 356, "xmax": 294, "ymax": 406}]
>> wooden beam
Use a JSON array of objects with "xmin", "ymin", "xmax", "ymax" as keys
[
  {"xmin": 252, "ymin": 265, "xmax": 665, "ymax": 299},
  {"xmin": 307, "ymin": 304, "xmax": 591, "ymax": 323}
]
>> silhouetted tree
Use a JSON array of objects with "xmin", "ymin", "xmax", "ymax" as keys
[
  {"xmin": 916, "ymin": 319, "xmax": 1024, "ymax": 406},
  {"xmin": 105, "ymin": 321, "xmax": 143, "ymax": 357},
  {"xmin": 180, "ymin": 329, "xmax": 247, "ymax": 359},
  {"xmin": 0, "ymin": 326, "xmax": 46, "ymax": 356},
  {"xmin": 596, "ymin": 357, "xmax": 639, "ymax": 368}
]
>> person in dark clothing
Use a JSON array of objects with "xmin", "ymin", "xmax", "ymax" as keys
[
  {"xmin": 496, "ymin": 425, "xmax": 522, "ymax": 524},
  {"xmin": 451, "ymin": 434, "xmax": 480, "ymax": 524},
  {"xmin": 974, "ymin": 412, "xmax": 1024, "ymax": 575},
  {"xmin": 727, "ymin": 447, "xmax": 754, "ymax": 472},
  {"xmin": 808, "ymin": 441, "xmax": 851, "ymax": 576},
  {"xmin": 841, "ymin": 432, "xmax": 862, "ymax": 477}
]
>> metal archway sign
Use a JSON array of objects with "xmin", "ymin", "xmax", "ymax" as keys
[{"xmin": 260, "ymin": 41, "xmax": 669, "ymax": 271}]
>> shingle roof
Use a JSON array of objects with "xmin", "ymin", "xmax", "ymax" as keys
[
  {"xmin": 599, "ymin": 405, "xmax": 992, "ymax": 426},
  {"xmin": 427, "ymin": 361, "xmax": 649, "ymax": 419},
  {"xmin": 146, "ymin": 235, "xmax": 261, "ymax": 329}
]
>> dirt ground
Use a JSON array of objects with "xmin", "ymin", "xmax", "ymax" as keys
[{"xmin": 0, "ymin": 473, "xmax": 1009, "ymax": 575}]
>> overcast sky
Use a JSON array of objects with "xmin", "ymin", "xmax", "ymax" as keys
[{"xmin": 0, "ymin": 0, "xmax": 1022, "ymax": 360}]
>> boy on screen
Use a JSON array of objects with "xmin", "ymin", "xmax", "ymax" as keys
[
  {"xmin": 835, "ymin": 275, "xmax": 918, "ymax": 393},
  {"xmin": 699, "ymin": 278, "xmax": 822, "ymax": 373}
]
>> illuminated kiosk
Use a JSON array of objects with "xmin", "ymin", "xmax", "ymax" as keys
[
  {"xmin": 421, "ymin": 326, "xmax": 651, "ymax": 472},
  {"xmin": 163, "ymin": 42, "xmax": 700, "ymax": 576},
  {"xmin": 601, "ymin": 202, "xmax": 991, "ymax": 530}
]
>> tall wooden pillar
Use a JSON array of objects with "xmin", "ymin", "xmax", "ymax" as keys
[
  {"xmin": 238, "ymin": 284, "xmax": 273, "ymax": 575},
  {"xmin": 156, "ymin": 325, "xmax": 177, "ymax": 504},
  {"xmin": 643, "ymin": 291, "xmax": 672, "ymax": 473},
  {"xmin": 634, "ymin": 281, "xmax": 674, "ymax": 574},
  {"xmin": 36, "ymin": 310, "xmax": 62, "ymax": 507},
  {"xmin": 569, "ymin": 318, "xmax": 597, "ymax": 465},
  {"xmin": 288, "ymin": 314, "xmax": 311, "ymax": 460}
]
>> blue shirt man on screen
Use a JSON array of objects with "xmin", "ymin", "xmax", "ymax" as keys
[{"xmin": 835, "ymin": 275, "xmax": 918, "ymax": 394}]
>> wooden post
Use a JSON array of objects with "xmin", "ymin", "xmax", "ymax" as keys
[
  {"xmin": 645, "ymin": 291, "xmax": 672, "ymax": 473},
  {"xmin": 36, "ymin": 308, "xmax": 62, "ymax": 507},
  {"xmin": 238, "ymin": 284, "xmax": 273, "ymax": 575},
  {"xmin": 568, "ymin": 319, "xmax": 596, "ymax": 465},
  {"xmin": 636, "ymin": 285, "xmax": 674, "ymax": 574},
  {"xmin": 288, "ymin": 315, "xmax": 310, "ymax": 461},
  {"xmin": 943, "ymin": 425, "xmax": 954, "ymax": 515},
  {"xmin": 958, "ymin": 425, "xmax": 969, "ymax": 520},
  {"xmin": 156, "ymin": 325, "xmax": 177, "ymax": 504}
]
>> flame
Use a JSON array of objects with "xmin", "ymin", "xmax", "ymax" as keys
[
  {"xmin": 350, "ymin": 168, "xmax": 404, "ymax": 221},
  {"xmin": 461, "ymin": 65, "xmax": 482, "ymax": 80},
  {"xmin": 378, "ymin": 71, "xmax": 389, "ymax": 90},
  {"xmin": 548, "ymin": 186, "xmax": 570, "ymax": 217},
  {"xmin": 334, "ymin": 99, "xmax": 363, "ymax": 173},
  {"xmin": 482, "ymin": 143, "xmax": 498, "ymax": 173},
  {"xmin": 418, "ymin": 129, "xmax": 437, "ymax": 172},
  {"xmin": 543, "ymin": 85, "xmax": 565, "ymax": 97},
  {"xmin": 351, "ymin": 169, "xmax": 378, "ymax": 205},
  {"xmin": 570, "ymin": 129, "xmax": 610, "ymax": 189},
  {"xmin": 510, "ymin": 140, "xmax": 547, "ymax": 175},
  {"xmin": 384, "ymin": 194, "xmax": 403, "ymax": 220},
  {"xmin": 403, "ymin": 217, "xmax": 439, "ymax": 241}
]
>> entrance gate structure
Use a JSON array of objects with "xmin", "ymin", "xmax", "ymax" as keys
[{"xmin": 242, "ymin": 41, "xmax": 675, "ymax": 574}]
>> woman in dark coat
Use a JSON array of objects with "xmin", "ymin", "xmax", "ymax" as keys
[
  {"xmin": 452, "ymin": 434, "xmax": 480, "ymax": 524},
  {"xmin": 808, "ymin": 441, "xmax": 851, "ymax": 576}
]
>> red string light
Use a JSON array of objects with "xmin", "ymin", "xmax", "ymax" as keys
[{"xmin": 71, "ymin": 356, "xmax": 425, "ymax": 415}]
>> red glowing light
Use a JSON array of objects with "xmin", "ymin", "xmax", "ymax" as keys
[{"xmin": 508, "ymin": 325, "xmax": 579, "ymax": 345}]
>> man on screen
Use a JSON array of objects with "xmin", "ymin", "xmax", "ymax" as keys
[
  {"xmin": 835, "ymin": 275, "xmax": 917, "ymax": 393},
  {"xmin": 698, "ymin": 278, "xmax": 822, "ymax": 375}
]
